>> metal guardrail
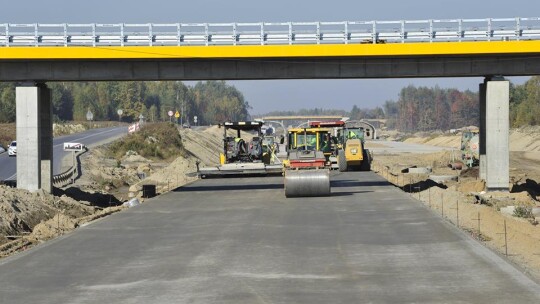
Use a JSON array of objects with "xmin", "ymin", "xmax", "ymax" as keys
[
  {"xmin": 1, "ymin": 17, "xmax": 540, "ymax": 47},
  {"xmin": 52, "ymin": 147, "xmax": 88, "ymax": 188}
]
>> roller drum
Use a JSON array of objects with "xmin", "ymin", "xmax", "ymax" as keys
[{"xmin": 284, "ymin": 169, "xmax": 331, "ymax": 197}]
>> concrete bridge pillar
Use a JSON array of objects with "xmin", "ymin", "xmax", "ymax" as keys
[
  {"xmin": 479, "ymin": 82, "xmax": 486, "ymax": 180},
  {"xmin": 40, "ymin": 85, "xmax": 53, "ymax": 193},
  {"xmin": 15, "ymin": 83, "xmax": 53, "ymax": 193},
  {"xmin": 479, "ymin": 78, "xmax": 509, "ymax": 191}
]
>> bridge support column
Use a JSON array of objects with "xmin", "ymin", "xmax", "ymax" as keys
[
  {"xmin": 40, "ymin": 86, "xmax": 53, "ymax": 193},
  {"xmin": 479, "ymin": 82, "xmax": 487, "ymax": 180},
  {"xmin": 480, "ymin": 78, "xmax": 509, "ymax": 191},
  {"xmin": 16, "ymin": 84, "xmax": 53, "ymax": 193}
]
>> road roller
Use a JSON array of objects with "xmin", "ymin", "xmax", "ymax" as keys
[{"xmin": 283, "ymin": 128, "xmax": 331, "ymax": 197}]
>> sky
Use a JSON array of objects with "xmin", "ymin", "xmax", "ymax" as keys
[{"xmin": 1, "ymin": 0, "xmax": 538, "ymax": 114}]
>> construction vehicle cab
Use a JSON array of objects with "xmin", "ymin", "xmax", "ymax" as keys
[
  {"xmin": 285, "ymin": 127, "xmax": 336, "ymax": 167},
  {"xmin": 221, "ymin": 121, "xmax": 264, "ymax": 164}
]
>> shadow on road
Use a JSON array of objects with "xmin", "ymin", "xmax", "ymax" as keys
[
  {"xmin": 331, "ymin": 191, "xmax": 373, "ymax": 196},
  {"xmin": 331, "ymin": 180, "xmax": 392, "ymax": 187}
]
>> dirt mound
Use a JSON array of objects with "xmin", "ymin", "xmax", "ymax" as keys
[{"xmin": 0, "ymin": 186, "xmax": 95, "ymax": 237}]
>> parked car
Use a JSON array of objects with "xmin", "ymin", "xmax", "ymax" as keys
[
  {"xmin": 8, "ymin": 141, "xmax": 16, "ymax": 157},
  {"xmin": 0, "ymin": 144, "xmax": 5, "ymax": 154}
]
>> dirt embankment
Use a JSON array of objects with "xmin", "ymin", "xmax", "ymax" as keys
[
  {"xmin": 372, "ymin": 127, "xmax": 540, "ymax": 279},
  {"xmin": 0, "ymin": 185, "xmax": 124, "ymax": 257},
  {"xmin": 75, "ymin": 125, "xmax": 235, "ymax": 200}
]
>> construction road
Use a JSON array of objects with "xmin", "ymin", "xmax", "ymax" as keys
[{"xmin": 1, "ymin": 172, "xmax": 540, "ymax": 303}]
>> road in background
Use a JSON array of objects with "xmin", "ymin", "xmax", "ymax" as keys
[
  {"xmin": 1, "ymin": 172, "xmax": 538, "ymax": 303},
  {"xmin": 0, "ymin": 126, "xmax": 127, "ymax": 181}
]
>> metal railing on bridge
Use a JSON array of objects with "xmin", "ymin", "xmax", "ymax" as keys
[{"xmin": 1, "ymin": 17, "xmax": 540, "ymax": 47}]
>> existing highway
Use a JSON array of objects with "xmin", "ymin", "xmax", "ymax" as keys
[
  {"xmin": 0, "ymin": 172, "xmax": 539, "ymax": 303},
  {"xmin": 0, "ymin": 126, "xmax": 127, "ymax": 181}
]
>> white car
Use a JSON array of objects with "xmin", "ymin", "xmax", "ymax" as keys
[{"xmin": 8, "ymin": 141, "xmax": 16, "ymax": 157}]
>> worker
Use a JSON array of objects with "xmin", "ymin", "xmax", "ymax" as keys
[
  {"xmin": 348, "ymin": 130, "xmax": 357, "ymax": 139},
  {"xmin": 309, "ymin": 136, "xmax": 317, "ymax": 148},
  {"xmin": 321, "ymin": 135, "xmax": 331, "ymax": 153}
]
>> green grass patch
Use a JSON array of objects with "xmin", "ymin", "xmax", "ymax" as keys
[{"xmin": 108, "ymin": 123, "xmax": 187, "ymax": 161}]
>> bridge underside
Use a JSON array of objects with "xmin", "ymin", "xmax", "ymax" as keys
[
  {"xmin": 3, "ymin": 44, "xmax": 520, "ymax": 192},
  {"xmin": 1, "ymin": 55, "xmax": 540, "ymax": 82}
]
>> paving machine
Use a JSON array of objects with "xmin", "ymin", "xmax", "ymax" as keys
[
  {"xmin": 196, "ymin": 121, "xmax": 282, "ymax": 177},
  {"xmin": 283, "ymin": 127, "xmax": 331, "ymax": 197}
]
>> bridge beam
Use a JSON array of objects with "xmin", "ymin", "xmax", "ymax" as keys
[
  {"xmin": 480, "ymin": 78, "xmax": 509, "ymax": 191},
  {"xmin": 15, "ymin": 83, "xmax": 53, "ymax": 193}
]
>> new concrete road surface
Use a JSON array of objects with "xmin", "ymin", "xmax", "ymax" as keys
[
  {"xmin": 0, "ymin": 126, "xmax": 127, "ymax": 181},
  {"xmin": 1, "ymin": 172, "xmax": 540, "ymax": 303}
]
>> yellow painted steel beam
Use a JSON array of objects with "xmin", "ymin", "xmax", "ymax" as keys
[{"xmin": 2, "ymin": 41, "xmax": 540, "ymax": 60}]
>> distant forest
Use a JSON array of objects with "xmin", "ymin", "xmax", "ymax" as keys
[
  {"xmin": 0, "ymin": 81, "xmax": 250, "ymax": 125},
  {"xmin": 261, "ymin": 76, "xmax": 540, "ymax": 131},
  {"xmin": 1, "ymin": 77, "xmax": 540, "ymax": 130}
]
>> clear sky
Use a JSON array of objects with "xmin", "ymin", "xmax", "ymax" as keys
[{"xmin": 2, "ymin": 0, "xmax": 538, "ymax": 113}]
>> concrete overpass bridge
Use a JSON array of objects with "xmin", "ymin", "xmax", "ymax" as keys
[{"xmin": 2, "ymin": 17, "xmax": 539, "ymax": 192}]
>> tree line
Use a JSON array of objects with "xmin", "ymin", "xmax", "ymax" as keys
[
  {"xmin": 3, "ymin": 77, "xmax": 540, "ymax": 130},
  {"xmin": 0, "ymin": 81, "xmax": 251, "ymax": 125},
  {"xmin": 259, "ymin": 77, "xmax": 540, "ymax": 132}
]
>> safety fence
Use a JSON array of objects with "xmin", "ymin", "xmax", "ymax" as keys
[{"xmin": 1, "ymin": 17, "xmax": 540, "ymax": 47}]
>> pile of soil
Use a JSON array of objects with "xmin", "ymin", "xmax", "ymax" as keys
[{"xmin": 0, "ymin": 185, "xmax": 124, "ymax": 258}]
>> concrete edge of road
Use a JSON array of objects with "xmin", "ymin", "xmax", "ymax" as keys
[{"xmin": 405, "ymin": 186, "xmax": 540, "ymax": 288}]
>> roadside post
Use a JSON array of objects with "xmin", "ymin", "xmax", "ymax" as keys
[{"xmin": 168, "ymin": 110, "xmax": 174, "ymax": 123}]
